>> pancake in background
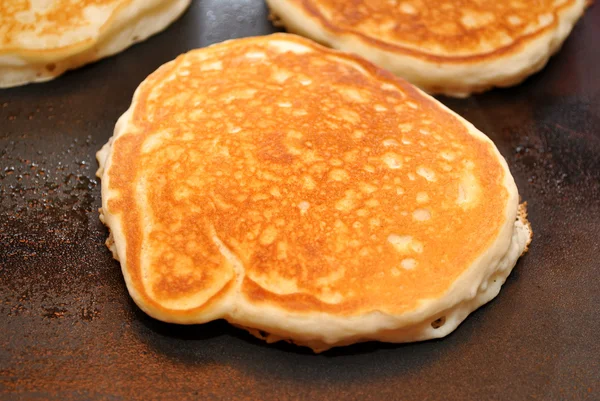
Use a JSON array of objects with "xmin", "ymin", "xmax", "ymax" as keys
[
  {"xmin": 266, "ymin": 0, "xmax": 587, "ymax": 97},
  {"xmin": 96, "ymin": 33, "xmax": 532, "ymax": 352},
  {"xmin": 0, "ymin": 0, "xmax": 191, "ymax": 88}
]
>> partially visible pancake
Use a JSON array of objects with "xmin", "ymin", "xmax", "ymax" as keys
[
  {"xmin": 266, "ymin": 0, "xmax": 587, "ymax": 97},
  {"xmin": 96, "ymin": 33, "xmax": 532, "ymax": 352},
  {"xmin": 0, "ymin": 0, "xmax": 191, "ymax": 88}
]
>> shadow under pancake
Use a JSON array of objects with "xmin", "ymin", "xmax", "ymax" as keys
[
  {"xmin": 130, "ymin": 292, "xmax": 421, "ymax": 359},
  {"xmin": 126, "ymin": 261, "xmax": 529, "ymax": 369}
]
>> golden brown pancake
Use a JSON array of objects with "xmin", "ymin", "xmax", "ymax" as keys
[
  {"xmin": 266, "ymin": 0, "xmax": 587, "ymax": 97},
  {"xmin": 0, "ymin": 0, "xmax": 191, "ymax": 88},
  {"xmin": 97, "ymin": 33, "xmax": 532, "ymax": 352}
]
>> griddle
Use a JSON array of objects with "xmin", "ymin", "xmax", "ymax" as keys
[{"xmin": 1, "ymin": 2, "xmax": 599, "ymax": 400}]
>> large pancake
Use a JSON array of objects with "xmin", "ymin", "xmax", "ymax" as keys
[
  {"xmin": 266, "ymin": 0, "xmax": 587, "ymax": 97},
  {"xmin": 0, "ymin": 0, "xmax": 191, "ymax": 88},
  {"xmin": 96, "ymin": 33, "xmax": 532, "ymax": 352}
]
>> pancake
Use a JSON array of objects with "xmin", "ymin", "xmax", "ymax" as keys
[
  {"xmin": 0, "ymin": 0, "xmax": 191, "ymax": 88},
  {"xmin": 96, "ymin": 33, "xmax": 532, "ymax": 352},
  {"xmin": 266, "ymin": 0, "xmax": 587, "ymax": 97}
]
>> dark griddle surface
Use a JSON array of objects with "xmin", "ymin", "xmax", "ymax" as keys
[{"xmin": 1, "ymin": 2, "xmax": 599, "ymax": 400}]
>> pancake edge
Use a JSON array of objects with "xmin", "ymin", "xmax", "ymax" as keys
[{"xmin": 236, "ymin": 205, "xmax": 530, "ymax": 352}]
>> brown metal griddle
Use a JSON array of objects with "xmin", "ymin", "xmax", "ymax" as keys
[{"xmin": 1, "ymin": 2, "xmax": 599, "ymax": 400}]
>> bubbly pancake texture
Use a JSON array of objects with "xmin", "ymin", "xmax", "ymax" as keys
[
  {"xmin": 97, "ymin": 34, "xmax": 532, "ymax": 352},
  {"xmin": 266, "ymin": 0, "xmax": 587, "ymax": 97},
  {"xmin": 0, "ymin": 0, "xmax": 191, "ymax": 87}
]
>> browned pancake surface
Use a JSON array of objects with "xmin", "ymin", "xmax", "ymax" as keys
[
  {"xmin": 291, "ymin": 0, "xmax": 578, "ymax": 60},
  {"xmin": 0, "ymin": 0, "xmax": 130, "ymax": 54},
  {"xmin": 105, "ymin": 34, "xmax": 510, "ymax": 318}
]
